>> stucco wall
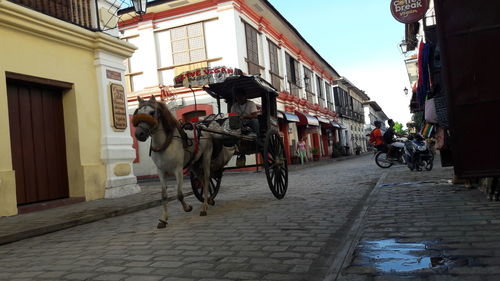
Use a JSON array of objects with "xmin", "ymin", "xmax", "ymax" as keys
[{"xmin": 0, "ymin": 0, "xmax": 135, "ymax": 216}]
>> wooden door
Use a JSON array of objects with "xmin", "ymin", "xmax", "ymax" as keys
[{"xmin": 7, "ymin": 81, "xmax": 69, "ymax": 205}]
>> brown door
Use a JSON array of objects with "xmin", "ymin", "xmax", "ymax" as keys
[{"xmin": 7, "ymin": 80, "xmax": 69, "ymax": 205}]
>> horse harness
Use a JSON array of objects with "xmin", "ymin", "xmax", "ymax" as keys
[{"xmin": 132, "ymin": 104, "xmax": 202, "ymax": 168}]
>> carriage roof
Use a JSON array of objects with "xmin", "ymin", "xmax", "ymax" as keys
[
  {"xmin": 173, "ymin": 66, "xmax": 278, "ymax": 100},
  {"xmin": 203, "ymin": 75, "xmax": 278, "ymax": 100}
]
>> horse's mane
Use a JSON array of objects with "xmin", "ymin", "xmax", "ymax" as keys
[{"xmin": 156, "ymin": 101, "xmax": 180, "ymax": 133}]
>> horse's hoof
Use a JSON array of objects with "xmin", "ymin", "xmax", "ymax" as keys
[
  {"xmin": 200, "ymin": 211, "xmax": 207, "ymax": 216},
  {"xmin": 208, "ymin": 198, "xmax": 215, "ymax": 206},
  {"xmin": 157, "ymin": 220, "xmax": 167, "ymax": 229},
  {"xmin": 185, "ymin": 205, "xmax": 193, "ymax": 212}
]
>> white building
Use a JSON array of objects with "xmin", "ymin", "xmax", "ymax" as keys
[
  {"xmin": 119, "ymin": 0, "xmax": 349, "ymax": 175},
  {"xmin": 332, "ymin": 77, "xmax": 370, "ymax": 155}
]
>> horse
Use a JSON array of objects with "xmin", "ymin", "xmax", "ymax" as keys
[{"xmin": 132, "ymin": 96, "xmax": 213, "ymax": 228}]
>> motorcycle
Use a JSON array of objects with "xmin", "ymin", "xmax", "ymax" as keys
[
  {"xmin": 374, "ymin": 135, "xmax": 434, "ymax": 171},
  {"xmin": 403, "ymin": 134, "xmax": 434, "ymax": 171},
  {"xmin": 374, "ymin": 138, "xmax": 407, "ymax": 169}
]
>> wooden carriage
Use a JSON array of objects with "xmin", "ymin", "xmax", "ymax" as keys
[{"xmin": 176, "ymin": 67, "xmax": 288, "ymax": 201}]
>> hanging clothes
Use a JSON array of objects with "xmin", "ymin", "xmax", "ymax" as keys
[{"xmin": 416, "ymin": 42, "xmax": 432, "ymax": 106}]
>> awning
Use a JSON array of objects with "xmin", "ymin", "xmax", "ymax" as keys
[
  {"xmin": 316, "ymin": 116, "xmax": 330, "ymax": 124},
  {"xmin": 330, "ymin": 121, "xmax": 342, "ymax": 128},
  {"xmin": 330, "ymin": 121, "xmax": 347, "ymax": 129},
  {"xmin": 277, "ymin": 111, "xmax": 300, "ymax": 122},
  {"xmin": 295, "ymin": 111, "xmax": 319, "ymax": 126}
]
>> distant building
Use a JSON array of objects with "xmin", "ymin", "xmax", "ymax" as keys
[{"xmin": 332, "ymin": 77, "xmax": 370, "ymax": 154}]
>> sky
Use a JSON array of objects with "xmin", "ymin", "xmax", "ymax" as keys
[{"xmin": 268, "ymin": 0, "xmax": 413, "ymax": 126}]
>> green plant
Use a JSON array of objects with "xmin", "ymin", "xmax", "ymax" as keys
[{"xmin": 310, "ymin": 147, "xmax": 319, "ymax": 155}]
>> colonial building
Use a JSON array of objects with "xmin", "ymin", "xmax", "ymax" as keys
[
  {"xmin": 0, "ymin": 0, "xmax": 138, "ymax": 216},
  {"xmin": 332, "ymin": 77, "xmax": 370, "ymax": 155},
  {"xmin": 118, "ymin": 0, "xmax": 345, "ymax": 175}
]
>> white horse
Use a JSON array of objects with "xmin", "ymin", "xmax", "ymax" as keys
[{"xmin": 132, "ymin": 96, "xmax": 213, "ymax": 228}]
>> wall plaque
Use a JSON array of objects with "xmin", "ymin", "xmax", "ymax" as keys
[
  {"xmin": 106, "ymin": 69, "xmax": 122, "ymax": 81},
  {"xmin": 110, "ymin": 83, "xmax": 127, "ymax": 131}
]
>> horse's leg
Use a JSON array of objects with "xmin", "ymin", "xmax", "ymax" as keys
[
  {"xmin": 200, "ymin": 154, "xmax": 211, "ymax": 216},
  {"xmin": 175, "ymin": 167, "xmax": 193, "ymax": 212},
  {"xmin": 157, "ymin": 170, "xmax": 169, "ymax": 229}
]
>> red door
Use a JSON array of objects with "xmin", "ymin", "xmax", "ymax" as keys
[{"xmin": 7, "ymin": 81, "xmax": 69, "ymax": 205}]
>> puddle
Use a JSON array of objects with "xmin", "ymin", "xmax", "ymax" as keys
[
  {"xmin": 380, "ymin": 180, "xmax": 450, "ymax": 188},
  {"xmin": 356, "ymin": 239, "xmax": 459, "ymax": 273}
]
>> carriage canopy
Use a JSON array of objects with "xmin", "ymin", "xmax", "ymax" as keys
[{"xmin": 173, "ymin": 66, "xmax": 278, "ymax": 100}]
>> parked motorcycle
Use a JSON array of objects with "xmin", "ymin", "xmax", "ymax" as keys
[{"xmin": 403, "ymin": 134, "xmax": 434, "ymax": 171}]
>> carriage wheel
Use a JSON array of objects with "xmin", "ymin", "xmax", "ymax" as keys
[
  {"xmin": 190, "ymin": 170, "xmax": 222, "ymax": 203},
  {"xmin": 263, "ymin": 129, "xmax": 288, "ymax": 199}
]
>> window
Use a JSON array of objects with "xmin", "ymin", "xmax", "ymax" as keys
[
  {"xmin": 170, "ymin": 22, "xmax": 206, "ymax": 65},
  {"xmin": 245, "ymin": 23, "xmax": 260, "ymax": 75},
  {"xmin": 303, "ymin": 67, "xmax": 313, "ymax": 93},
  {"xmin": 325, "ymin": 82, "xmax": 333, "ymax": 111},
  {"xmin": 316, "ymin": 75, "xmax": 323, "ymax": 99},
  {"xmin": 125, "ymin": 36, "xmax": 145, "ymax": 92},
  {"xmin": 268, "ymin": 40, "xmax": 281, "ymax": 90},
  {"xmin": 285, "ymin": 52, "xmax": 300, "ymax": 96}
]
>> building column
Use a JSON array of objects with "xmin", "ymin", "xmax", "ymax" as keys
[{"xmin": 95, "ymin": 50, "xmax": 140, "ymax": 198}]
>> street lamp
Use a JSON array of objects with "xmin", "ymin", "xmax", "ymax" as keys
[
  {"xmin": 132, "ymin": 0, "xmax": 148, "ymax": 15},
  {"xmin": 399, "ymin": 40, "xmax": 408, "ymax": 54},
  {"xmin": 404, "ymin": 87, "xmax": 409, "ymax": 95}
]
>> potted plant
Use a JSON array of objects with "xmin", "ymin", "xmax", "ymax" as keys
[
  {"xmin": 332, "ymin": 142, "xmax": 342, "ymax": 158},
  {"xmin": 355, "ymin": 145, "xmax": 362, "ymax": 155},
  {"xmin": 310, "ymin": 147, "xmax": 320, "ymax": 161}
]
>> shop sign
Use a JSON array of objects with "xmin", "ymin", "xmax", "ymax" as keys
[
  {"xmin": 110, "ymin": 83, "xmax": 127, "ymax": 131},
  {"xmin": 174, "ymin": 66, "xmax": 236, "ymax": 88},
  {"xmin": 106, "ymin": 69, "xmax": 122, "ymax": 81},
  {"xmin": 390, "ymin": 0, "xmax": 429, "ymax": 24}
]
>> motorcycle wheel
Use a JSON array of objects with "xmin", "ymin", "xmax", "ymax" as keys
[
  {"xmin": 375, "ymin": 151, "xmax": 393, "ymax": 168},
  {"xmin": 424, "ymin": 159, "xmax": 434, "ymax": 171}
]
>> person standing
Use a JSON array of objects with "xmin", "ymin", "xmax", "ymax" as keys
[{"xmin": 296, "ymin": 137, "xmax": 308, "ymax": 165}]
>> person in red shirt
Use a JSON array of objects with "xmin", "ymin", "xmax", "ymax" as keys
[{"xmin": 370, "ymin": 120, "xmax": 385, "ymax": 151}]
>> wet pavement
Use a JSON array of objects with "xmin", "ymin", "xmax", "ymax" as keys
[{"xmin": 337, "ymin": 163, "xmax": 500, "ymax": 281}]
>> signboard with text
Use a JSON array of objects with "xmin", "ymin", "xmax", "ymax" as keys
[
  {"xmin": 390, "ymin": 0, "xmax": 429, "ymax": 24},
  {"xmin": 174, "ymin": 66, "xmax": 237, "ymax": 88},
  {"xmin": 110, "ymin": 83, "xmax": 127, "ymax": 131}
]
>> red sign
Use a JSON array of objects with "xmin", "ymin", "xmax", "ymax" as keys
[
  {"xmin": 390, "ymin": 0, "xmax": 429, "ymax": 24},
  {"xmin": 174, "ymin": 66, "xmax": 236, "ymax": 88}
]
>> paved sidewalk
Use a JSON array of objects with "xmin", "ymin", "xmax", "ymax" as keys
[
  {"xmin": 0, "ymin": 154, "xmax": 361, "ymax": 246},
  {"xmin": 334, "ymin": 164, "xmax": 500, "ymax": 281}
]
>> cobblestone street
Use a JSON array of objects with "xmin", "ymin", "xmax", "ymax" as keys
[
  {"xmin": 2, "ymin": 155, "xmax": 500, "ymax": 281},
  {"xmin": 0, "ymin": 155, "xmax": 381, "ymax": 281}
]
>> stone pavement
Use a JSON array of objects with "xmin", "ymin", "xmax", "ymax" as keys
[
  {"xmin": 0, "ymin": 154, "xmax": 379, "ymax": 281},
  {"xmin": 335, "ymin": 163, "xmax": 500, "ymax": 281},
  {"xmin": 0, "ymin": 154, "xmax": 361, "ymax": 246}
]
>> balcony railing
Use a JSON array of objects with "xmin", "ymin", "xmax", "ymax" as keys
[
  {"xmin": 306, "ymin": 92, "xmax": 315, "ymax": 104},
  {"xmin": 270, "ymin": 72, "xmax": 282, "ymax": 92},
  {"xmin": 9, "ymin": 0, "xmax": 132, "ymax": 33},
  {"xmin": 289, "ymin": 82, "xmax": 300, "ymax": 97}
]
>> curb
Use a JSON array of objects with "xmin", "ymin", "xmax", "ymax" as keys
[
  {"xmin": 322, "ymin": 171, "xmax": 389, "ymax": 281},
  {"xmin": 0, "ymin": 192, "xmax": 192, "ymax": 246}
]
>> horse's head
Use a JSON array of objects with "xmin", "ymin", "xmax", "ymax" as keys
[{"xmin": 132, "ymin": 96, "xmax": 160, "ymax": 142}]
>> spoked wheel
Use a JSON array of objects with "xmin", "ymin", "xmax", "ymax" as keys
[
  {"xmin": 262, "ymin": 129, "xmax": 288, "ymax": 199},
  {"xmin": 424, "ymin": 155, "xmax": 434, "ymax": 171},
  {"xmin": 375, "ymin": 151, "xmax": 394, "ymax": 168},
  {"xmin": 190, "ymin": 169, "xmax": 222, "ymax": 203}
]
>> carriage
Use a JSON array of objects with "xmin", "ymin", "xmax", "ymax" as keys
[{"xmin": 174, "ymin": 67, "xmax": 289, "ymax": 202}]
